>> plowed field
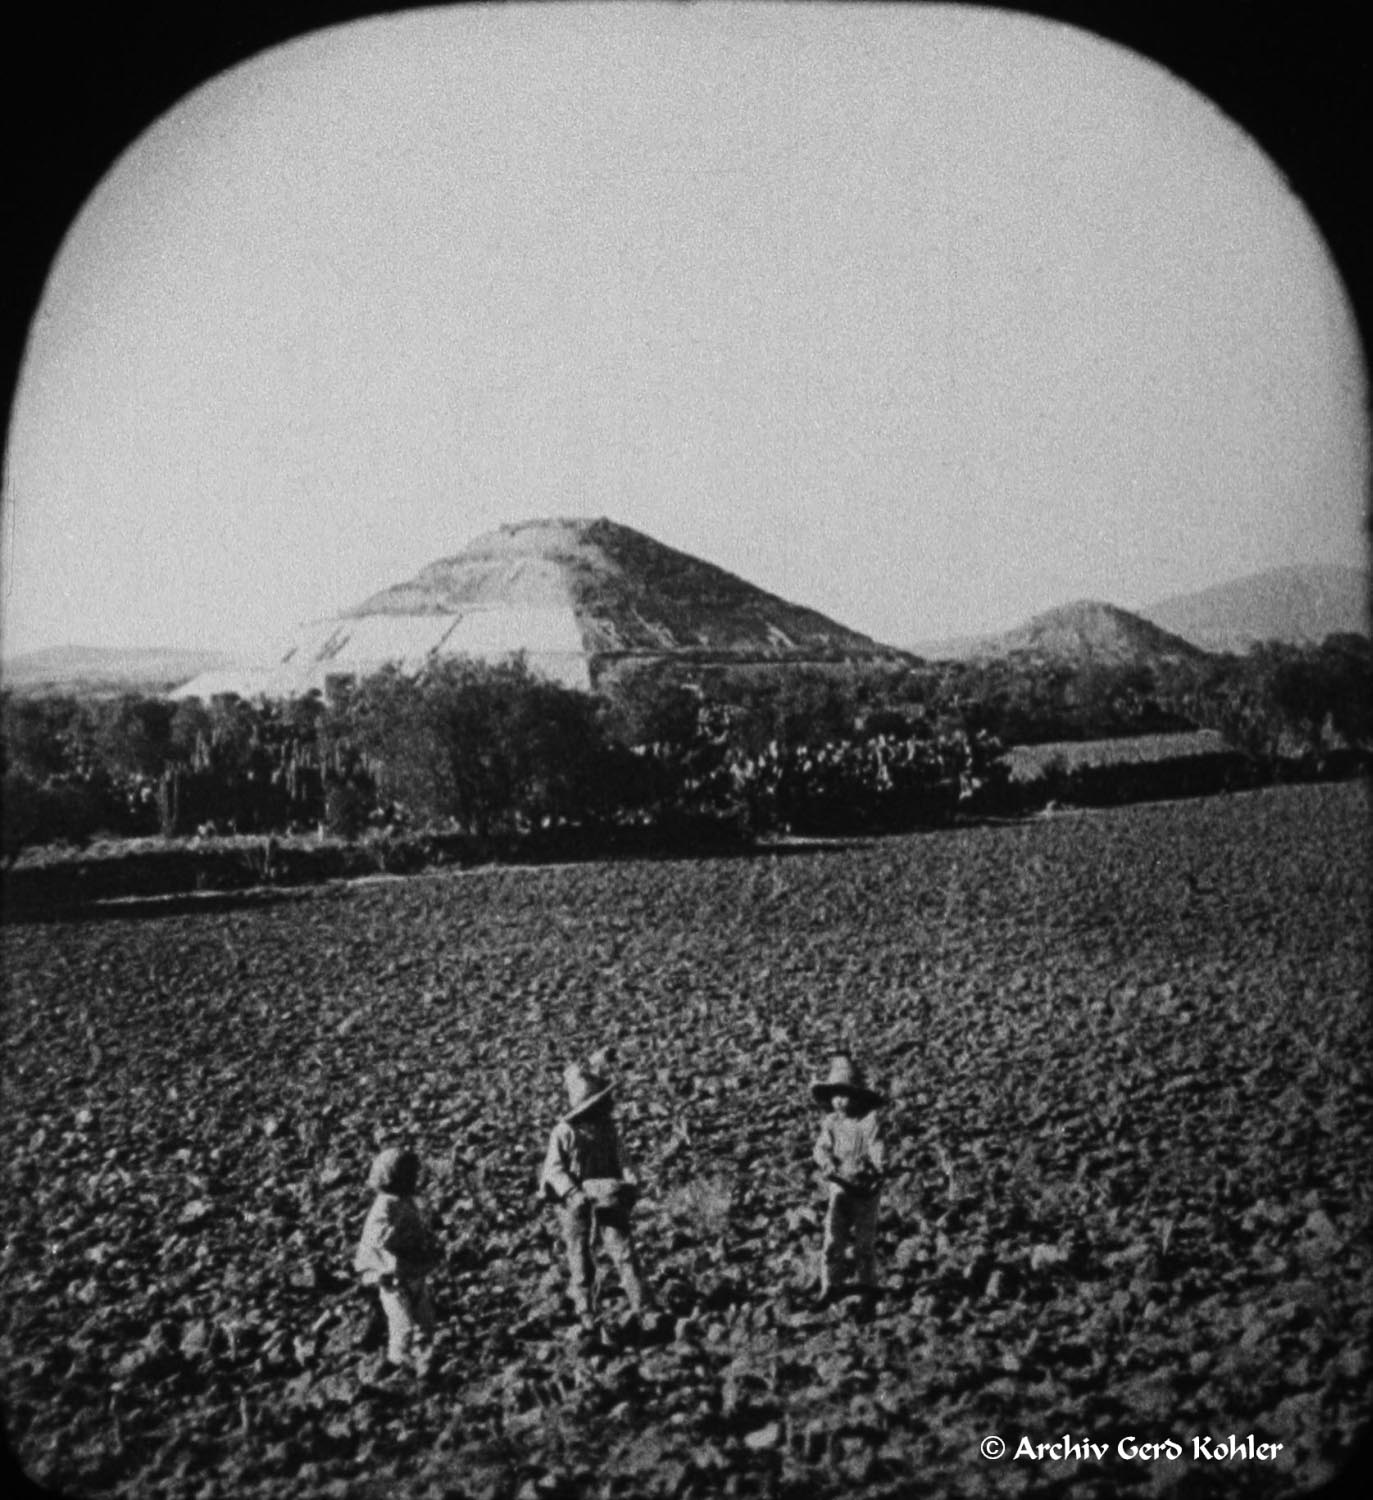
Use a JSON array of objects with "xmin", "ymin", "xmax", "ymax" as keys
[{"xmin": 2, "ymin": 781, "xmax": 1369, "ymax": 1499}]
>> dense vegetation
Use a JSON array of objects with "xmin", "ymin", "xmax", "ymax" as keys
[
  {"xmin": 2, "ymin": 782, "xmax": 1367, "ymax": 1498},
  {"xmin": 2, "ymin": 635, "xmax": 1368, "ymax": 865},
  {"xmin": 0, "ymin": 661, "xmax": 993, "ymax": 862},
  {"xmin": 911, "ymin": 635, "xmax": 1372, "ymax": 756}
]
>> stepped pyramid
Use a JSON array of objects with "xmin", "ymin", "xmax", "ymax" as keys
[
  {"xmin": 913, "ymin": 600, "xmax": 1207, "ymax": 665},
  {"xmin": 994, "ymin": 600, "xmax": 1207, "ymax": 664},
  {"xmin": 175, "ymin": 518, "xmax": 908, "ymax": 699}
]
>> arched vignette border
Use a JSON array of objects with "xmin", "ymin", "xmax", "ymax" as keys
[
  {"xmin": 0, "ymin": 8, "xmax": 1368, "ymax": 1496},
  {"xmin": 4, "ymin": 1, "xmax": 1368, "ymax": 478}
]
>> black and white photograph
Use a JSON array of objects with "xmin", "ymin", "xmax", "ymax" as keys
[{"xmin": 2, "ymin": 3, "xmax": 1369, "ymax": 1498}]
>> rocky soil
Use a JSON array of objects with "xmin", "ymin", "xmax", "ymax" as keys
[{"xmin": 2, "ymin": 781, "xmax": 1369, "ymax": 1499}]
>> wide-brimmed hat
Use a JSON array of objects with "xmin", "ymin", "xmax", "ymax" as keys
[
  {"xmin": 367, "ymin": 1146, "xmax": 421, "ymax": 1195},
  {"xmin": 810, "ymin": 1054, "xmax": 886, "ymax": 1113},
  {"xmin": 563, "ymin": 1061, "xmax": 615, "ymax": 1121}
]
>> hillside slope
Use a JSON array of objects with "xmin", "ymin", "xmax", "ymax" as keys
[{"xmin": 1141, "ymin": 564, "xmax": 1369, "ymax": 651}]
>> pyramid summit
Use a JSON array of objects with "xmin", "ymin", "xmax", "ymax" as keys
[
  {"xmin": 996, "ymin": 600, "xmax": 1206, "ymax": 664},
  {"xmin": 917, "ymin": 599, "xmax": 1207, "ymax": 665},
  {"xmin": 175, "ymin": 518, "xmax": 907, "ymax": 699}
]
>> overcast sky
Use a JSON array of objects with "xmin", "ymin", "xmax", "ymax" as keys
[{"xmin": 2, "ymin": 2, "xmax": 1367, "ymax": 659}]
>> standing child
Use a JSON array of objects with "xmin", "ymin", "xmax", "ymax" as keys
[
  {"xmin": 540, "ymin": 1058, "xmax": 649, "ymax": 1332},
  {"xmin": 354, "ymin": 1146, "xmax": 440, "ymax": 1371},
  {"xmin": 811, "ymin": 1053, "xmax": 887, "ymax": 1309}
]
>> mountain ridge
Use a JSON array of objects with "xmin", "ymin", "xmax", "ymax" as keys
[
  {"xmin": 0, "ymin": 644, "xmax": 237, "ymax": 697},
  {"xmin": 9, "ymin": 555, "xmax": 1367, "ymax": 695},
  {"xmin": 1139, "ymin": 562, "xmax": 1368, "ymax": 652},
  {"xmin": 911, "ymin": 563, "xmax": 1368, "ymax": 660}
]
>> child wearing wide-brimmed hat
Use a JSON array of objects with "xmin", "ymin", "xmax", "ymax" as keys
[
  {"xmin": 539, "ymin": 1054, "xmax": 649, "ymax": 1331},
  {"xmin": 354, "ymin": 1146, "xmax": 440, "ymax": 1370},
  {"xmin": 811, "ymin": 1053, "xmax": 887, "ymax": 1308}
]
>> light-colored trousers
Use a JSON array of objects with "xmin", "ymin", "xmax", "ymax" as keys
[
  {"xmin": 557, "ymin": 1197, "xmax": 646, "ymax": 1316},
  {"xmin": 379, "ymin": 1277, "xmax": 434, "ymax": 1364},
  {"xmin": 821, "ymin": 1187, "xmax": 880, "ymax": 1292}
]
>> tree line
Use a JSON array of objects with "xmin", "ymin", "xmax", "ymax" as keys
[{"xmin": 2, "ymin": 634, "xmax": 1368, "ymax": 864}]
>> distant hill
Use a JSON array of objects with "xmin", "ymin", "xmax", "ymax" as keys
[
  {"xmin": 915, "ymin": 600, "xmax": 1206, "ymax": 666},
  {"xmin": 1, "ymin": 645, "xmax": 237, "ymax": 698},
  {"xmin": 1139, "ymin": 564, "xmax": 1369, "ymax": 652},
  {"xmin": 175, "ymin": 517, "xmax": 912, "ymax": 699}
]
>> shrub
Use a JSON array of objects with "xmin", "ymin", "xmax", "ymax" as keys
[
  {"xmin": 1, "ymin": 770, "xmax": 106, "ymax": 862},
  {"xmin": 323, "ymin": 781, "xmax": 372, "ymax": 842},
  {"xmin": 342, "ymin": 658, "xmax": 624, "ymax": 837},
  {"xmin": 1, "ymin": 770, "xmax": 43, "ymax": 864}
]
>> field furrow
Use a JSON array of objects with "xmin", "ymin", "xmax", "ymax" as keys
[{"xmin": 2, "ymin": 781, "xmax": 1369, "ymax": 1499}]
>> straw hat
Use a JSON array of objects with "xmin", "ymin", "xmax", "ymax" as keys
[
  {"xmin": 563, "ymin": 1060, "xmax": 615, "ymax": 1121},
  {"xmin": 367, "ymin": 1146, "xmax": 420, "ymax": 1195},
  {"xmin": 810, "ymin": 1054, "xmax": 886, "ymax": 1113}
]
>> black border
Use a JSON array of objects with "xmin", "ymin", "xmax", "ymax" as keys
[{"xmin": 0, "ymin": 7, "xmax": 1369, "ymax": 1494}]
